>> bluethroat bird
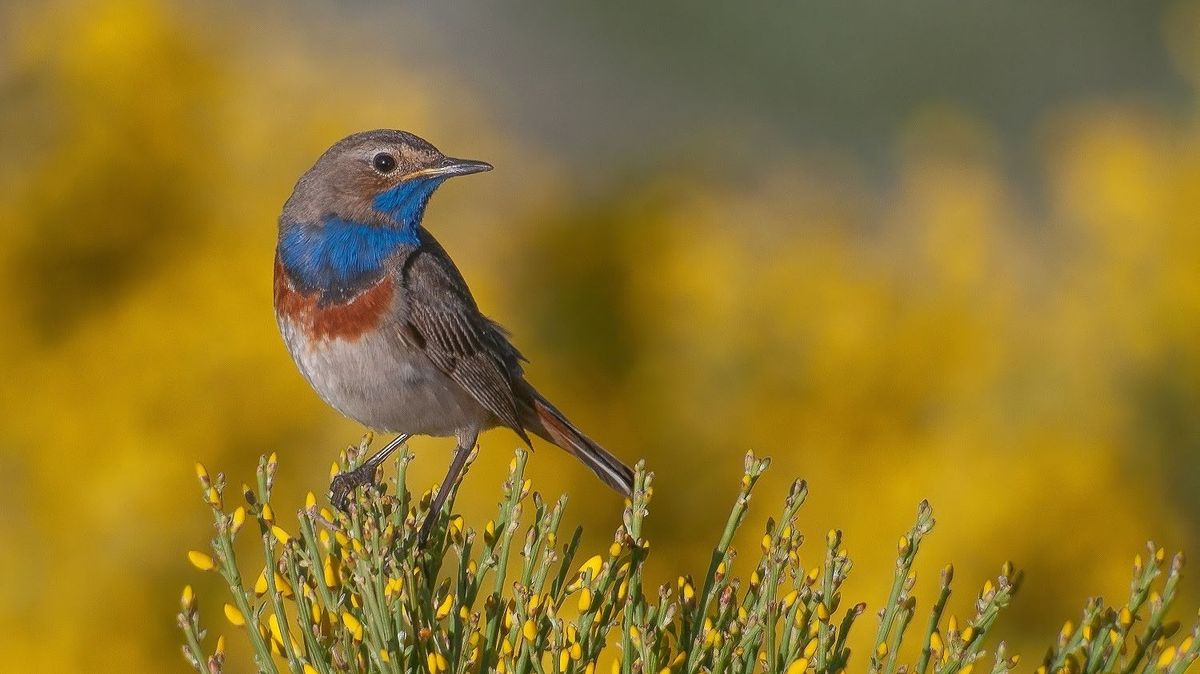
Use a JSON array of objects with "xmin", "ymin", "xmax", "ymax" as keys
[{"xmin": 274, "ymin": 130, "xmax": 634, "ymax": 541}]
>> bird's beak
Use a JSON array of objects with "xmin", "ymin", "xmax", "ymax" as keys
[{"xmin": 405, "ymin": 156, "xmax": 494, "ymax": 180}]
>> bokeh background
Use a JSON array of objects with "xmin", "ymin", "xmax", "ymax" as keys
[{"xmin": 3, "ymin": 1, "xmax": 1200, "ymax": 671}]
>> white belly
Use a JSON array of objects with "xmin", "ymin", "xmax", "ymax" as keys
[{"xmin": 279, "ymin": 318, "xmax": 488, "ymax": 437}]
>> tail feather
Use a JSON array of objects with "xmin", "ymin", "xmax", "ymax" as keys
[{"xmin": 523, "ymin": 391, "xmax": 634, "ymax": 498}]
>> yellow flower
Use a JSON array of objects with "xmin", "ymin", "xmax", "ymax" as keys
[
  {"xmin": 323, "ymin": 557, "xmax": 339, "ymax": 589},
  {"xmin": 786, "ymin": 658, "xmax": 809, "ymax": 674},
  {"xmin": 342, "ymin": 611, "xmax": 363, "ymax": 641},
  {"xmin": 579, "ymin": 555, "xmax": 604, "ymax": 581},
  {"xmin": 782, "ymin": 590, "xmax": 798, "ymax": 608},
  {"xmin": 436, "ymin": 594, "xmax": 453, "ymax": 620},
  {"xmin": 223, "ymin": 603, "xmax": 245, "ymax": 627},
  {"xmin": 930, "ymin": 631, "xmax": 944, "ymax": 653},
  {"xmin": 578, "ymin": 588, "xmax": 593, "ymax": 612},
  {"xmin": 230, "ymin": 507, "xmax": 246, "ymax": 535},
  {"xmin": 268, "ymin": 613, "xmax": 284, "ymax": 646},
  {"xmin": 804, "ymin": 638, "xmax": 819, "ymax": 658},
  {"xmin": 271, "ymin": 525, "xmax": 291, "ymax": 545},
  {"xmin": 187, "ymin": 551, "xmax": 215, "ymax": 571},
  {"xmin": 522, "ymin": 619, "xmax": 537, "ymax": 641}
]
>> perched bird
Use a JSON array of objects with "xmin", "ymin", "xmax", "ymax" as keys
[{"xmin": 273, "ymin": 129, "xmax": 634, "ymax": 540}]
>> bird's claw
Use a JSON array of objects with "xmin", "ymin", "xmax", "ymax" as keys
[{"xmin": 329, "ymin": 464, "xmax": 377, "ymax": 512}]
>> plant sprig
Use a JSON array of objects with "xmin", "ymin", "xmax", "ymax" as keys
[{"xmin": 179, "ymin": 441, "xmax": 1200, "ymax": 674}]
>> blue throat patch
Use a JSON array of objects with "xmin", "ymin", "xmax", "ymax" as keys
[{"xmin": 279, "ymin": 177, "xmax": 445, "ymax": 294}]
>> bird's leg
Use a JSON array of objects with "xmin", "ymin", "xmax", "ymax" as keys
[
  {"xmin": 418, "ymin": 432, "xmax": 477, "ymax": 546},
  {"xmin": 330, "ymin": 433, "xmax": 412, "ymax": 511}
]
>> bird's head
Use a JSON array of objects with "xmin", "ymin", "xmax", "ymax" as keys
[{"xmin": 282, "ymin": 129, "xmax": 492, "ymax": 230}]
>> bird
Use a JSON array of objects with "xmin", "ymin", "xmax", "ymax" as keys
[{"xmin": 273, "ymin": 129, "xmax": 635, "ymax": 542}]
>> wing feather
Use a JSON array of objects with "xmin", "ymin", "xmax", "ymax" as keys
[{"xmin": 395, "ymin": 236, "xmax": 529, "ymax": 438}]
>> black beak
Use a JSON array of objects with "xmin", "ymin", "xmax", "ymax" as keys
[{"xmin": 424, "ymin": 156, "xmax": 493, "ymax": 178}]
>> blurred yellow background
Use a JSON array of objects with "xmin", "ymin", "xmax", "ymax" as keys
[{"xmin": 3, "ymin": 1, "xmax": 1200, "ymax": 671}]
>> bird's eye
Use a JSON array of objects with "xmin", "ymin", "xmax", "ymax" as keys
[{"xmin": 372, "ymin": 152, "xmax": 398, "ymax": 174}]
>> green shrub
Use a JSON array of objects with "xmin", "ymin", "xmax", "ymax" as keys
[{"xmin": 180, "ymin": 439, "xmax": 1200, "ymax": 674}]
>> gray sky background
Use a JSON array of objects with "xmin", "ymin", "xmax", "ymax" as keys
[{"xmin": 321, "ymin": 1, "xmax": 1188, "ymax": 188}]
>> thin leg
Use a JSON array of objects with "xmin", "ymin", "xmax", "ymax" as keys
[
  {"xmin": 330, "ymin": 433, "xmax": 412, "ymax": 511},
  {"xmin": 418, "ymin": 432, "xmax": 477, "ymax": 546}
]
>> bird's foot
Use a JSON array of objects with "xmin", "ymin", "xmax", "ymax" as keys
[{"xmin": 329, "ymin": 463, "xmax": 379, "ymax": 512}]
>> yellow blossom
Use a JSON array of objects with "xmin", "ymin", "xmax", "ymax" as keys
[
  {"xmin": 342, "ymin": 611, "xmax": 363, "ymax": 641},
  {"xmin": 268, "ymin": 613, "xmax": 284, "ymax": 646},
  {"xmin": 579, "ymin": 555, "xmax": 604, "ymax": 581},
  {"xmin": 188, "ymin": 551, "xmax": 215, "ymax": 571},
  {"xmin": 804, "ymin": 638, "xmax": 819, "ymax": 658},
  {"xmin": 786, "ymin": 658, "xmax": 809, "ymax": 674},
  {"xmin": 230, "ymin": 507, "xmax": 246, "ymax": 535},
  {"xmin": 223, "ymin": 603, "xmax": 245, "ymax": 627}
]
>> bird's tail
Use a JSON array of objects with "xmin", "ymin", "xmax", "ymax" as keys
[{"xmin": 522, "ymin": 389, "xmax": 634, "ymax": 498}]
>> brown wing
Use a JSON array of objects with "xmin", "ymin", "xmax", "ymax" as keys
[{"xmin": 395, "ymin": 234, "xmax": 530, "ymax": 440}]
